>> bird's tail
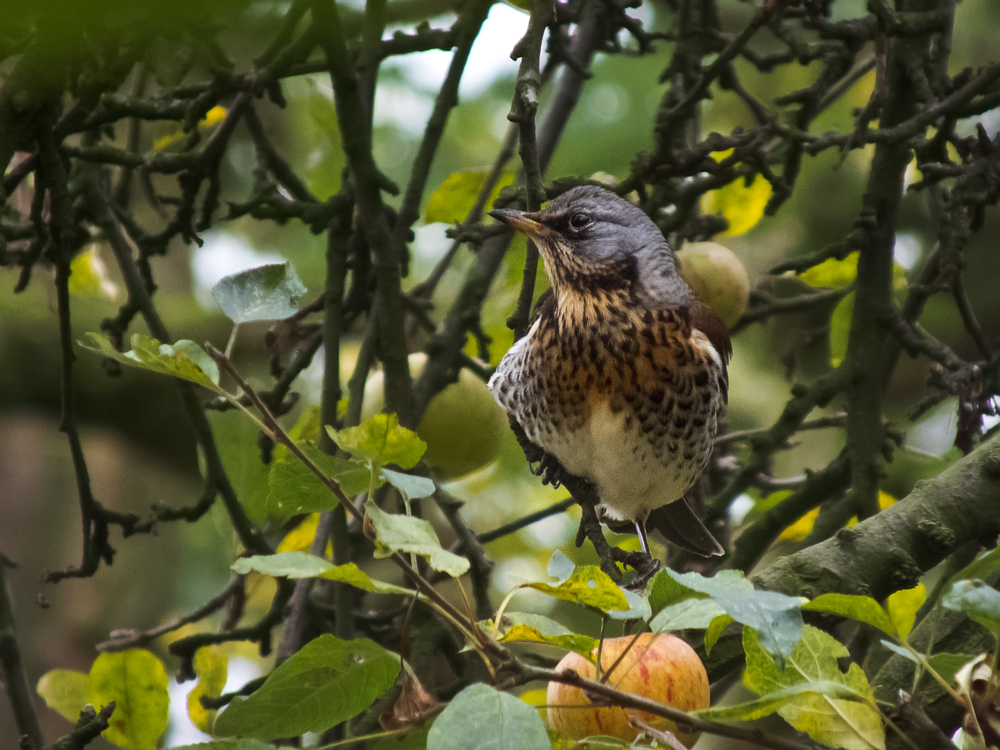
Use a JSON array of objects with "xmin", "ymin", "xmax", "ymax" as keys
[{"xmin": 646, "ymin": 500, "xmax": 724, "ymax": 557}]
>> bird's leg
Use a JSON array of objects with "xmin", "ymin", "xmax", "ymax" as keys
[{"xmin": 634, "ymin": 519, "xmax": 651, "ymax": 556}]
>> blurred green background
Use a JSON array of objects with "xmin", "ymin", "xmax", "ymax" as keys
[{"xmin": 2, "ymin": 0, "xmax": 1000, "ymax": 745}]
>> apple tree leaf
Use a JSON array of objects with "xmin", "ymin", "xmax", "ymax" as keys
[
  {"xmin": 211, "ymin": 262, "xmax": 307, "ymax": 324},
  {"xmin": 87, "ymin": 649, "xmax": 170, "ymax": 750},
  {"xmin": 427, "ymin": 683, "xmax": 549, "ymax": 750}
]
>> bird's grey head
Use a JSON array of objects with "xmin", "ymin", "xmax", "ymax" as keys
[{"xmin": 490, "ymin": 185, "xmax": 690, "ymax": 307}]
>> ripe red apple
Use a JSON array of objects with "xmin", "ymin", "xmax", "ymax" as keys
[
  {"xmin": 546, "ymin": 633, "xmax": 709, "ymax": 747},
  {"xmin": 676, "ymin": 241, "xmax": 751, "ymax": 329}
]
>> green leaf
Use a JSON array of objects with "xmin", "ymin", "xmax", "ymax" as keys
[
  {"xmin": 167, "ymin": 740, "xmax": 277, "ymax": 750},
  {"xmin": 188, "ymin": 646, "xmax": 228, "ymax": 733},
  {"xmin": 803, "ymin": 593, "xmax": 898, "ymax": 639},
  {"xmin": 546, "ymin": 549, "xmax": 576, "ymax": 583},
  {"xmin": 943, "ymin": 579, "xmax": 1000, "ymax": 633},
  {"xmin": 206, "ymin": 411, "xmax": 271, "ymax": 525},
  {"xmin": 80, "ymin": 332, "xmax": 221, "ymax": 390},
  {"xmin": 318, "ymin": 562, "xmax": 415, "ymax": 595},
  {"xmin": 87, "ymin": 650, "xmax": 170, "ymax": 750},
  {"xmin": 744, "ymin": 625, "xmax": 885, "ymax": 750},
  {"xmin": 645, "ymin": 567, "xmax": 700, "ymax": 614},
  {"xmin": 828, "ymin": 292, "xmax": 854, "ymax": 367},
  {"xmin": 427, "ymin": 683, "xmax": 549, "ymax": 750},
  {"xmin": 69, "ymin": 247, "xmax": 118, "ymax": 301},
  {"xmin": 879, "ymin": 639, "xmax": 918, "ymax": 663},
  {"xmin": 371, "ymin": 727, "xmax": 430, "ymax": 750},
  {"xmin": 232, "ymin": 552, "xmax": 334, "ymax": 578},
  {"xmin": 328, "ymin": 414, "xmax": 426, "ymax": 469},
  {"xmin": 214, "ymin": 634, "xmax": 400, "ymax": 739},
  {"xmin": 381, "ymin": 468, "xmax": 435, "ymax": 500},
  {"xmin": 426, "ymin": 171, "xmax": 516, "ymax": 225},
  {"xmin": 211, "ymin": 262, "xmax": 307, "ymax": 324},
  {"xmin": 267, "ymin": 446, "xmax": 376, "ymax": 520},
  {"xmin": 927, "ymin": 652, "xmax": 975, "ymax": 685},
  {"xmin": 366, "ymin": 501, "xmax": 470, "ymax": 577},
  {"xmin": 650, "ymin": 597, "xmax": 726, "ymax": 632},
  {"xmin": 525, "ymin": 565, "xmax": 630, "ymax": 613},
  {"xmin": 666, "ymin": 569, "xmax": 804, "ymax": 661},
  {"xmin": 492, "ymin": 613, "xmax": 600, "ymax": 659},
  {"xmin": 951, "ymin": 547, "xmax": 1000, "ymax": 585},
  {"xmin": 693, "ymin": 680, "xmax": 870, "ymax": 722},
  {"xmin": 37, "ymin": 669, "xmax": 88, "ymax": 723},
  {"xmin": 704, "ymin": 614, "xmax": 734, "ymax": 656},
  {"xmin": 605, "ymin": 588, "xmax": 652, "ymax": 621},
  {"xmin": 886, "ymin": 584, "xmax": 926, "ymax": 640}
]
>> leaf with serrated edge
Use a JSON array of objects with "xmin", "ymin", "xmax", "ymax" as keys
[
  {"xmin": 427, "ymin": 683, "xmax": 549, "ymax": 750},
  {"xmin": 214, "ymin": 634, "xmax": 400, "ymax": 739},
  {"xmin": 211, "ymin": 262, "xmax": 307, "ymax": 324},
  {"xmin": 319, "ymin": 562, "xmax": 414, "ymax": 595},
  {"xmin": 80, "ymin": 332, "xmax": 221, "ymax": 389},
  {"xmin": 667, "ymin": 569, "xmax": 804, "ymax": 661},
  {"xmin": 744, "ymin": 625, "xmax": 885, "ymax": 750},
  {"xmin": 650, "ymin": 598, "xmax": 726, "ymax": 632},
  {"xmin": 37, "ymin": 670, "xmax": 88, "ymax": 723},
  {"xmin": 693, "ymin": 681, "xmax": 869, "ymax": 722},
  {"xmin": 366, "ymin": 501, "xmax": 469, "ymax": 577},
  {"xmin": 526, "ymin": 566, "xmax": 630, "ymax": 613},
  {"xmin": 87, "ymin": 649, "xmax": 170, "ymax": 750},
  {"xmin": 493, "ymin": 613, "xmax": 598, "ymax": 658},
  {"xmin": 327, "ymin": 414, "xmax": 426, "ymax": 469},
  {"xmin": 803, "ymin": 593, "xmax": 898, "ymax": 638}
]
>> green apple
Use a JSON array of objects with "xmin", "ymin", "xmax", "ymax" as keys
[
  {"xmin": 676, "ymin": 241, "xmax": 751, "ymax": 328},
  {"xmin": 362, "ymin": 353, "xmax": 506, "ymax": 480}
]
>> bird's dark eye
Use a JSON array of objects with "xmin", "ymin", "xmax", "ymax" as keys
[{"xmin": 568, "ymin": 212, "xmax": 592, "ymax": 231}]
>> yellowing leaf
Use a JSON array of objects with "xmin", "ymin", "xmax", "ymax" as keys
[
  {"xmin": 781, "ymin": 491, "xmax": 896, "ymax": 541},
  {"xmin": 524, "ymin": 566, "xmax": 630, "ymax": 613},
  {"xmin": 886, "ymin": 584, "xmax": 926, "ymax": 640},
  {"xmin": 187, "ymin": 646, "xmax": 228, "ymax": 733},
  {"xmin": 37, "ymin": 669, "xmax": 88, "ymax": 723},
  {"xmin": 278, "ymin": 513, "xmax": 333, "ymax": 556},
  {"xmin": 154, "ymin": 105, "xmax": 229, "ymax": 151},
  {"xmin": 829, "ymin": 292, "xmax": 854, "ymax": 367},
  {"xmin": 780, "ymin": 508, "xmax": 821, "ymax": 542},
  {"xmin": 69, "ymin": 247, "xmax": 119, "ymax": 301},
  {"xmin": 87, "ymin": 650, "xmax": 169, "ymax": 750},
  {"xmin": 491, "ymin": 612, "xmax": 599, "ymax": 659},
  {"xmin": 426, "ymin": 170, "xmax": 516, "ymax": 225},
  {"xmin": 327, "ymin": 414, "xmax": 426, "ymax": 470},
  {"xmin": 744, "ymin": 625, "xmax": 885, "ymax": 750},
  {"xmin": 701, "ymin": 150, "xmax": 772, "ymax": 236},
  {"xmin": 80, "ymin": 332, "xmax": 221, "ymax": 390},
  {"xmin": 800, "ymin": 253, "xmax": 859, "ymax": 290}
]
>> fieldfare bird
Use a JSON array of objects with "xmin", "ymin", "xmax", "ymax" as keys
[{"xmin": 488, "ymin": 186, "xmax": 729, "ymax": 558}]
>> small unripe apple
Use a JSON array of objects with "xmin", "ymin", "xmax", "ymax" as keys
[
  {"xmin": 546, "ymin": 633, "xmax": 709, "ymax": 747},
  {"xmin": 362, "ymin": 353, "xmax": 506, "ymax": 480},
  {"xmin": 676, "ymin": 241, "xmax": 751, "ymax": 329}
]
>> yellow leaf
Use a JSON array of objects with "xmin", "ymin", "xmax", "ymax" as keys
[
  {"xmin": 800, "ymin": 253, "xmax": 860, "ymax": 290},
  {"xmin": 187, "ymin": 646, "xmax": 228, "ymax": 733},
  {"xmin": 36, "ymin": 669, "xmax": 88, "ymax": 723},
  {"xmin": 153, "ymin": 106, "xmax": 229, "ymax": 151},
  {"xmin": 277, "ymin": 512, "xmax": 332, "ymax": 556},
  {"xmin": 701, "ymin": 150, "xmax": 772, "ymax": 236},
  {"xmin": 886, "ymin": 584, "xmax": 927, "ymax": 640},
  {"xmin": 780, "ymin": 509, "xmax": 820, "ymax": 542},
  {"xmin": 782, "ymin": 491, "xmax": 896, "ymax": 541},
  {"xmin": 86, "ymin": 650, "xmax": 169, "ymax": 750},
  {"xmin": 69, "ymin": 247, "xmax": 119, "ymax": 301}
]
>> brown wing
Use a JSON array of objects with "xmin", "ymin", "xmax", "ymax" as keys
[{"xmin": 687, "ymin": 300, "xmax": 731, "ymax": 403}]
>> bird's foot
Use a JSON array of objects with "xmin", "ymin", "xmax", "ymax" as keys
[{"xmin": 609, "ymin": 548, "xmax": 662, "ymax": 590}]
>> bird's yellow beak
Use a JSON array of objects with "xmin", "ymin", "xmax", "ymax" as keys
[{"xmin": 488, "ymin": 208, "xmax": 546, "ymax": 239}]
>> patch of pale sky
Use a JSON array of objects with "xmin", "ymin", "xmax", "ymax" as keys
[{"xmin": 164, "ymin": 655, "xmax": 262, "ymax": 746}]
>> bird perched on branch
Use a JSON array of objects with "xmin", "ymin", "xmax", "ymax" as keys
[{"xmin": 489, "ymin": 186, "xmax": 729, "ymax": 559}]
